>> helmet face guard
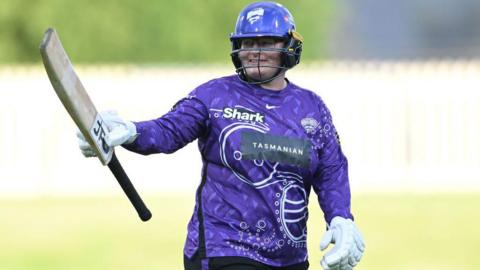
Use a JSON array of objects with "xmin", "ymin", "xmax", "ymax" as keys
[{"xmin": 230, "ymin": 2, "xmax": 304, "ymax": 84}]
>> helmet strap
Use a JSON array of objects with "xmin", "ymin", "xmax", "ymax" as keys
[{"xmin": 237, "ymin": 65, "xmax": 287, "ymax": 85}]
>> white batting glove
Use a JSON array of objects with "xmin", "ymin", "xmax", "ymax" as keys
[
  {"xmin": 320, "ymin": 216, "xmax": 365, "ymax": 270},
  {"xmin": 100, "ymin": 111, "xmax": 138, "ymax": 146},
  {"xmin": 77, "ymin": 131, "xmax": 97, "ymax": 157},
  {"xmin": 76, "ymin": 111, "xmax": 138, "ymax": 158}
]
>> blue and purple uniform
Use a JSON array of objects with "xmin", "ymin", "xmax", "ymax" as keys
[{"xmin": 123, "ymin": 75, "xmax": 352, "ymax": 267}]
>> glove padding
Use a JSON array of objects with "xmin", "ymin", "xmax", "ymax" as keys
[
  {"xmin": 77, "ymin": 111, "xmax": 138, "ymax": 158},
  {"xmin": 320, "ymin": 216, "xmax": 365, "ymax": 270}
]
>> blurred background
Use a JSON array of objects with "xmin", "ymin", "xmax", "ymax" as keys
[{"xmin": 1, "ymin": 0, "xmax": 480, "ymax": 269}]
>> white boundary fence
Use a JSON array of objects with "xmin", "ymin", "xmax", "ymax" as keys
[{"xmin": 0, "ymin": 62, "xmax": 479, "ymax": 196}]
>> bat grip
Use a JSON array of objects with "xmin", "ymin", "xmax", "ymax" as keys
[{"xmin": 108, "ymin": 152, "xmax": 152, "ymax": 221}]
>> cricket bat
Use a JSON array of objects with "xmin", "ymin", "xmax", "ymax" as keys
[{"xmin": 40, "ymin": 28, "xmax": 152, "ymax": 221}]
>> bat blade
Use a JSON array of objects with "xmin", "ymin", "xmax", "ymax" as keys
[
  {"xmin": 40, "ymin": 28, "xmax": 112, "ymax": 165},
  {"xmin": 40, "ymin": 28, "xmax": 152, "ymax": 221}
]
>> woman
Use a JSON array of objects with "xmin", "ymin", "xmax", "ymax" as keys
[{"xmin": 78, "ymin": 2, "xmax": 365, "ymax": 270}]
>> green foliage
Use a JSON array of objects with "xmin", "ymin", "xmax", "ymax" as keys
[{"xmin": 0, "ymin": 0, "xmax": 334, "ymax": 64}]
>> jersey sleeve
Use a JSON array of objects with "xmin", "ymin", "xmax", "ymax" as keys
[
  {"xmin": 122, "ymin": 94, "xmax": 209, "ymax": 155},
  {"xmin": 311, "ymin": 96, "xmax": 354, "ymax": 224}
]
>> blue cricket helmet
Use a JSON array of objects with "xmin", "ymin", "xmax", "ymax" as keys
[
  {"xmin": 230, "ymin": 1, "xmax": 304, "ymax": 84},
  {"xmin": 231, "ymin": 1, "xmax": 296, "ymax": 40}
]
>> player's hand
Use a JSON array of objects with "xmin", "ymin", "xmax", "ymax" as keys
[
  {"xmin": 76, "ymin": 111, "xmax": 138, "ymax": 158},
  {"xmin": 77, "ymin": 130, "xmax": 97, "ymax": 157},
  {"xmin": 100, "ymin": 111, "xmax": 138, "ymax": 146},
  {"xmin": 320, "ymin": 216, "xmax": 365, "ymax": 270}
]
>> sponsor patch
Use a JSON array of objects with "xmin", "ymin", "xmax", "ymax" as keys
[
  {"xmin": 241, "ymin": 131, "xmax": 311, "ymax": 168},
  {"xmin": 223, "ymin": 107, "xmax": 265, "ymax": 123}
]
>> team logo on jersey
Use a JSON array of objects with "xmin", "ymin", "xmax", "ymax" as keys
[
  {"xmin": 300, "ymin": 117, "xmax": 319, "ymax": 134},
  {"xmin": 246, "ymin": 8, "xmax": 264, "ymax": 24},
  {"xmin": 223, "ymin": 107, "xmax": 265, "ymax": 123}
]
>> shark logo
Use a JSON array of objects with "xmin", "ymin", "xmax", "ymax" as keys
[
  {"xmin": 246, "ymin": 8, "xmax": 264, "ymax": 24},
  {"xmin": 223, "ymin": 107, "xmax": 265, "ymax": 123}
]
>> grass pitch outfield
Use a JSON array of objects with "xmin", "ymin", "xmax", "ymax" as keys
[{"xmin": 0, "ymin": 193, "xmax": 479, "ymax": 270}]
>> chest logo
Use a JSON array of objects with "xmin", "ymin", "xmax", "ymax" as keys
[
  {"xmin": 241, "ymin": 131, "xmax": 311, "ymax": 168},
  {"xmin": 265, "ymin": 104, "xmax": 279, "ymax": 110},
  {"xmin": 301, "ymin": 117, "xmax": 319, "ymax": 134},
  {"xmin": 223, "ymin": 107, "xmax": 265, "ymax": 123}
]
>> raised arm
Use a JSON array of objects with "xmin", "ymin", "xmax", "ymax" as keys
[{"xmin": 123, "ymin": 95, "xmax": 209, "ymax": 155}]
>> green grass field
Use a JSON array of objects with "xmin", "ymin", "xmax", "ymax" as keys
[{"xmin": 1, "ymin": 193, "xmax": 479, "ymax": 270}]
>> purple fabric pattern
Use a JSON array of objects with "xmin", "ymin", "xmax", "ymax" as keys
[{"xmin": 123, "ymin": 75, "xmax": 353, "ymax": 267}]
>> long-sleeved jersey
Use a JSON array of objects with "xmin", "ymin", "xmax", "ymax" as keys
[{"xmin": 123, "ymin": 75, "xmax": 353, "ymax": 267}]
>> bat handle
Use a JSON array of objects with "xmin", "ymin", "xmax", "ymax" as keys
[{"xmin": 108, "ymin": 152, "xmax": 152, "ymax": 221}]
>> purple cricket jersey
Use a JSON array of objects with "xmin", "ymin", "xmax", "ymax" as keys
[{"xmin": 123, "ymin": 75, "xmax": 353, "ymax": 267}]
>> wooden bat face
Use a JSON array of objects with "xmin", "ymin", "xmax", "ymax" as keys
[
  {"xmin": 39, "ymin": 28, "xmax": 151, "ymax": 221},
  {"xmin": 40, "ymin": 28, "xmax": 113, "ymax": 165}
]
